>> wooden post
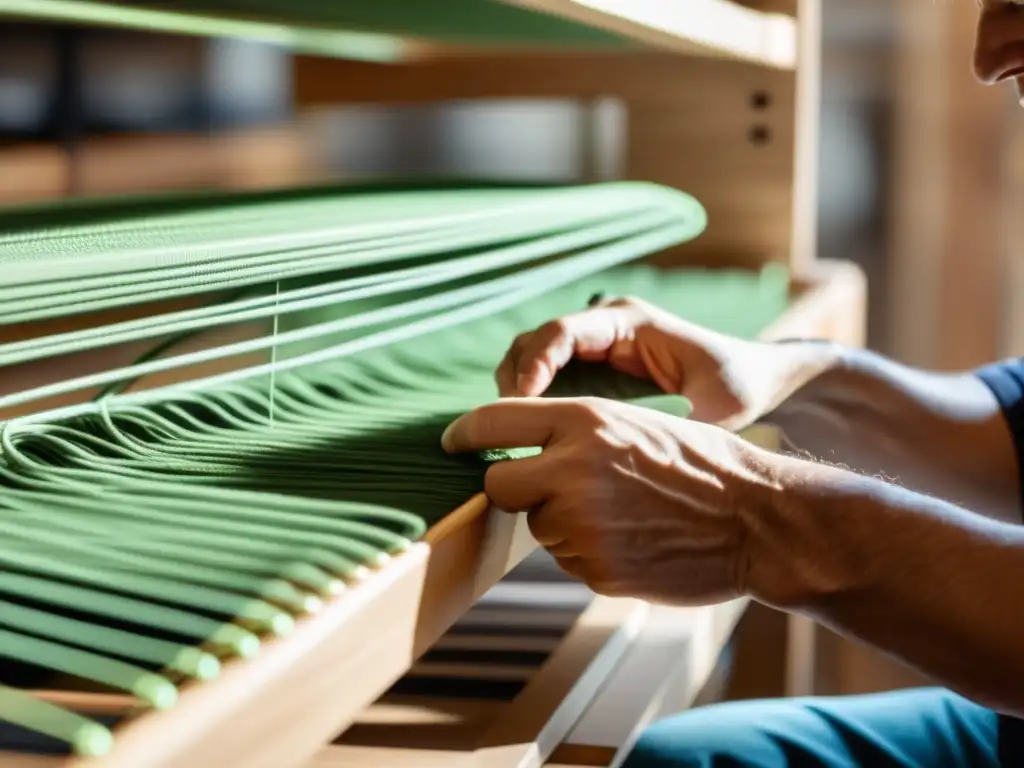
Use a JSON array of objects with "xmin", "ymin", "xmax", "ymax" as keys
[{"xmin": 887, "ymin": 0, "xmax": 1015, "ymax": 371}]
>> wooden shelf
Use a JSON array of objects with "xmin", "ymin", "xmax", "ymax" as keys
[
  {"xmin": 0, "ymin": 126, "xmax": 319, "ymax": 207},
  {"xmin": 489, "ymin": 0, "xmax": 796, "ymax": 67},
  {"xmin": 302, "ymin": 570, "xmax": 745, "ymax": 768},
  {"xmin": 0, "ymin": 0, "xmax": 796, "ymax": 69}
]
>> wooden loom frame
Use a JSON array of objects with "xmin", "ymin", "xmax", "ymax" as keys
[
  {"xmin": 0, "ymin": 261, "xmax": 865, "ymax": 768},
  {"xmin": 0, "ymin": 1, "xmax": 868, "ymax": 766}
]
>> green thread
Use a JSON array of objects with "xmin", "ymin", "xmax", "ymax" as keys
[{"xmin": 0, "ymin": 183, "xmax": 789, "ymax": 756}]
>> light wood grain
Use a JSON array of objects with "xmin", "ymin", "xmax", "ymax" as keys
[
  {"xmin": 496, "ymin": 0, "xmax": 796, "ymax": 67},
  {"xmin": 294, "ymin": 51, "xmax": 803, "ymax": 271},
  {"xmin": 338, "ymin": 697, "xmax": 508, "ymax": 752},
  {"xmin": 0, "ymin": 144, "xmax": 68, "ymax": 204},
  {"xmin": 0, "ymin": 0, "xmax": 795, "ymax": 67},
  {"xmin": 553, "ymin": 600, "xmax": 745, "ymax": 766},
  {"xmin": 312, "ymin": 595, "xmax": 644, "ymax": 768},
  {"xmin": 467, "ymin": 597, "xmax": 647, "ymax": 768},
  {"xmin": 311, "ymin": 746, "xmax": 470, "ymax": 768}
]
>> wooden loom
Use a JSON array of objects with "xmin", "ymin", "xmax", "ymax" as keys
[{"xmin": 0, "ymin": 2, "xmax": 866, "ymax": 767}]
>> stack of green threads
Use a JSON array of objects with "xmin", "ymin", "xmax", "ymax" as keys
[
  {"xmin": 0, "ymin": 0, "xmax": 633, "ymax": 61},
  {"xmin": 0, "ymin": 183, "xmax": 789, "ymax": 756}
]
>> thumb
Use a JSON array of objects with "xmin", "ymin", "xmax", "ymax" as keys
[
  {"xmin": 441, "ymin": 398, "xmax": 561, "ymax": 453},
  {"xmin": 516, "ymin": 306, "xmax": 636, "ymax": 396}
]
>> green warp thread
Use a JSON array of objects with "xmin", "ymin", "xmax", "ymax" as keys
[{"xmin": 0, "ymin": 185, "xmax": 787, "ymax": 755}]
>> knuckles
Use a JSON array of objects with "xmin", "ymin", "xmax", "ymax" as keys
[{"xmin": 558, "ymin": 396, "xmax": 613, "ymax": 428}]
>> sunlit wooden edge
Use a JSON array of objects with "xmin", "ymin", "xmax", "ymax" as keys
[
  {"xmin": 496, "ymin": 0, "xmax": 796, "ymax": 68},
  {"xmin": 0, "ymin": 0, "xmax": 795, "ymax": 69}
]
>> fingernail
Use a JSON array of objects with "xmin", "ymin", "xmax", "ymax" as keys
[
  {"xmin": 516, "ymin": 373, "xmax": 531, "ymax": 396},
  {"xmin": 440, "ymin": 418, "xmax": 459, "ymax": 452}
]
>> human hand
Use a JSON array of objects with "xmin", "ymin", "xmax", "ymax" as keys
[
  {"xmin": 441, "ymin": 396, "xmax": 784, "ymax": 605},
  {"xmin": 496, "ymin": 297, "xmax": 835, "ymax": 431}
]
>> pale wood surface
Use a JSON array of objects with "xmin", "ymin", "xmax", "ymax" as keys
[
  {"xmin": 495, "ymin": 0, "xmax": 796, "ymax": 67},
  {"xmin": 469, "ymin": 597, "xmax": 647, "ymax": 768},
  {"xmin": 553, "ymin": 600, "xmax": 746, "ymax": 766},
  {"xmin": 76, "ymin": 127, "xmax": 316, "ymax": 196},
  {"xmin": 786, "ymin": 0, "xmax": 821, "ymax": 276},
  {"xmin": 887, "ymin": 0, "xmax": 1011, "ymax": 372},
  {"xmin": 294, "ymin": 51, "xmax": 803, "ymax": 272},
  {"xmin": 338, "ymin": 697, "xmax": 508, "ymax": 753},
  {"xmin": 318, "ymin": 594, "xmax": 645, "ymax": 768},
  {"xmin": 312, "ymin": 746, "xmax": 470, "ymax": 768},
  {"xmin": 0, "ymin": 126, "xmax": 317, "ymax": 208},
  {"xmin": 0, "ymin": 0, "xmax": 796, "ymax": 67},
  {"xmin": 0, "ymin": 145, "xmax": 68, "ymax": 204}
]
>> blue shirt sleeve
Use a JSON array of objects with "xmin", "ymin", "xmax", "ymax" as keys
[{"xmin": 976, "ymin": 358, "xmax": 1024, "ymax": 470}]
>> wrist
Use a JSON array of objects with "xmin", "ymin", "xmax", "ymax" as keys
[
  {"xmin": 738, "ymin": 452, "xmax": 861, "ymax": 610},
  {"xmin": 752, "ymin": 338, "xmax": 847, "ymax": 421}
]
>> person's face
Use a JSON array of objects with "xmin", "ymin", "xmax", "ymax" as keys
[{"xmin": 975, "ymin": 0, "xmax": 1024, "ymax": 104}]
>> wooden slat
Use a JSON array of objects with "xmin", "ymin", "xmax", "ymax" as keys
[
  {"xmin": 761, "ymin": 259, "xmax": 867, "ymax": 344},
  {"xmin": 75, "ymin": 127, "xmax": 317, "ymax": 196},
  {"xmin": 312, "ymin": 746, "xmax": 468, "ymax": 767},
  {"xmin": 887, "ymin": 0, "xmax": 1011, "ymax": 371},
  {"xmin": 468, "ymin": 597, "xmax": 647, "ymax": 768},
  {"xmin": 338, "ymin": 697, "xmax": 509, "ymax": 753},
  {"xmin": 294, "ymin": 51, "xmax": 802, "ymax": 271},
  {"xmin": 0, "ymin": 0, "xmax": 795, "ymax": 67},
  {"xmin": 0, "ymin": 126, "xmax": 317, "ymax": 210},
  {"xmin": 432, "ymin": 635, "xmax": 561, "ymax": 654},
  {"xmin": 0, "ymin": 145, "xmax": 69, "ymax": 204},
  {"xmin": 550, "ymin": 600, "xmax": 745, "ymax": 767},
  {"xmin": 315, "ymin": 595, "xmax": 644, "ymax": 768},
  {"xmin": 409, "ymin": 662, "xmax": 537, "ymax": 682},
  {"xmin": 494, "ymin": 0, "xmax": 796, "ymax": 67}
]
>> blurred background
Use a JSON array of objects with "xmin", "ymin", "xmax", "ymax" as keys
[{"xmin": 2, "ymin": 0, "xmax": 1023, "ymax": 373}]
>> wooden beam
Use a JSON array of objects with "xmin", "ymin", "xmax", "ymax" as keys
[{"xmin": 887, "ymin": 0, "xmax": 1013, "ymax": 369}]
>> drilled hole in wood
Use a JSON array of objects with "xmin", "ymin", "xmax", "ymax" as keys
[
  {"xmin": 751, "ymin": 91, "xmax": 772, "ymax": 110},
  {"xmin": 749, "ymin": 125, "xmax": 771, "ymax": 145}
]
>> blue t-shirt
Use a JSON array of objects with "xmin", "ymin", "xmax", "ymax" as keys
[
  {"xmin": 977, "ymin": 359, "xmax": 1024, "ymax": 477},
  {"xmin": 976, "ymin": 359, "xmax": 1024, "ymax": 741}
]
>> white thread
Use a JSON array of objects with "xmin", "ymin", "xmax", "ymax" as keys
[{"xmin": 269, "ymin": 280, "xmax": 280, "ymax": 424}]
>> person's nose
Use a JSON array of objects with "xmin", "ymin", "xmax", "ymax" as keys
[{"xmin": 974, "ymin": 1, "xmax": 1024, "ymax": 104}]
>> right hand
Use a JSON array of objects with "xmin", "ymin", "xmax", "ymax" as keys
[{"xmin": 496, "ymin": 297, "xmax": 833, "ymax": 430}]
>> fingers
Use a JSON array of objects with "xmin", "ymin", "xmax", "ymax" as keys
[
  {"xmin": 495, "ymin": 353, "xmax": 518, "ymax": 397},
  {"xmin": 441, "ymin": 398, "xmax": 562, "ymax": 453},
  {"xmin": 524, "ymin": 505, "xmax": 573, "ymax": 551},
  {"xmin": 484, "ymin": 456, "xmax": 551, "ymax": 513},
  {"xmin": 497, "ymin": 307, "xmax": 634, "ymax": 397}
]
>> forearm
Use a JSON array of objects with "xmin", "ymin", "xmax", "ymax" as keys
[
  {"xmin": 763, "ymin": 344, "xmax": 1020, "ymax": 522},
  {"xmin": 748, "ymin": 458, "xmax": 1024, "ymax": 715}
]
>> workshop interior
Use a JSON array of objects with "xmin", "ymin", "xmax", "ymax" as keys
[{"xmin": 0, "ymin": 1, "xmax": 1021, "ymax": 766}]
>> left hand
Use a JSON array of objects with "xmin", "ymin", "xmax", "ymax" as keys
[{"xmin": 441, "ymin": 397, "xmax": 783, "ymax": 605}]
